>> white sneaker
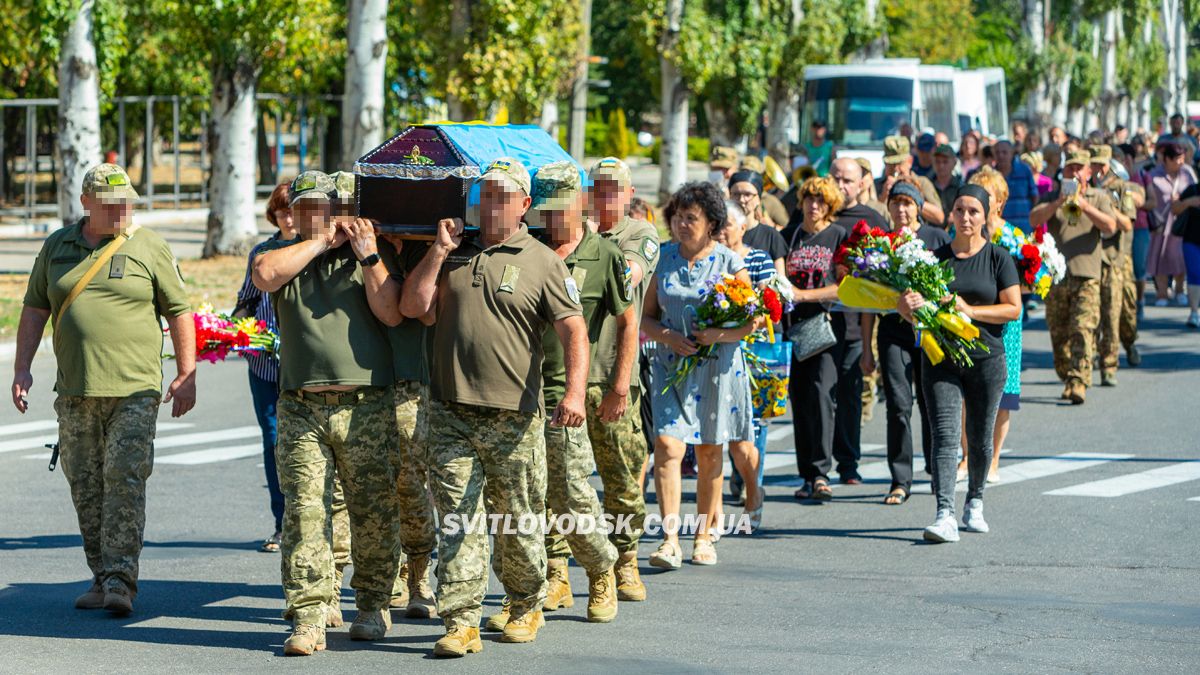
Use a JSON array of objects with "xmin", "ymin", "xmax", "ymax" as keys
[
  {"xmin": 1154, "ymin": 298, "xmax": 1170, "ymax": 307},
  {"xmin": 962, "ymin": 499, "xmax": 989, "ymax": 533},
  {"xmin": 1187, "ymin": 312, "xmax": 1200, "ymax": 328},
  {"xmin": 1177, "ymin": 294, "xmax": 1190, "ymax": 307},
  {"xmin": 923, "ymin": 510, "xmax": 960, "ymax": 543}
]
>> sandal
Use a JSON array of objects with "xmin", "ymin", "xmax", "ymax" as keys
[
  {"xmin": 743, "ymin": 504, "xmax": 764, "ymax": 532},
  {"xmin": 259, "ymin": 531, "xmax": 281, "ymax": 553},
  {"xmin": 813, "ymin": 479, "xmax": 833, "ymax": 501},
  {"xmin": 691, "ymin": 537, "xmax": 718, "ymax": 566},
  {"xmin": 648, "ymin": 540, "xmax": 682, "ymax": 570},
  {"xmin": 883, "ymin": 488, "xmax": 909, "ymax": 506},
  {"xmin": 793, "ymin": 482, "xmax": 813, "ymax": 500}
]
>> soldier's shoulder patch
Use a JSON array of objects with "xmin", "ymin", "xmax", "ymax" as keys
[
  {"xmin": 641, "ymin": 238, "xmax": 659, "ymax": 261},
  {"xmin": 621, "ymin": 264, "xmax": 633, "ymax": 302},
  {"xmin": 564, "ymin": 276, "xmax": 581, "ymax": 304}
]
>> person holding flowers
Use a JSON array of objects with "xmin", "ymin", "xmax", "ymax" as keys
[
  {"xmin": 896, "ymin": 186, "xmax": 1022, "ymax": 543},
  {"xmin": 643, "ymin": 182, "xmax": 757, "ymax": 569}
]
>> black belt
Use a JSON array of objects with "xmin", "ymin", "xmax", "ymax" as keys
[{"xmin": 292, "ymin": 386, "xmax": 383, "ymax": 406}]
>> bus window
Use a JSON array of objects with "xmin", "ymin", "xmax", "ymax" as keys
[
  {"xmin": 802, "ymin": 76, "xmax": 913, "ymax": 147},
  {"xmin": 986, "ymin": 82, "xmax": 1006, "ymax": 137},
  {"xmin": 920, "ymin": 80, "xmax": 955, "ymax": 137}
]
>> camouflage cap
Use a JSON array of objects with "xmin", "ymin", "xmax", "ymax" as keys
[
  {"xmin": 82, "ymin": 163, "xmax": 138, "ymax": 200},
  {"xmin": 589, "ymin": 156, "xmax": 633, "ymax": 189},
  {"xmin": 477, "ymin": 157, "xmax": 531, "ymax": 196},
  {"xmin": 289, "ymin": 171, "xmax": 335, "ymax": 206},
  {"xmin": 883, "ymin": 135, "xmax": 911, "ymax": 164},
  {"xmin": 710, "ymin": 145, "xmax": 738, "ymax": 169},
  {"xmin": 1064, "ymin": 150, "xmax": 1091, "ymax": 167},
  {"xmin": 739, "ymin": 155, "xmax": 766, "ymax": 174},
  {"xmin": 854, "ymin": 157, "xmax": 873, "ymax": 176},
  {"xmin": 531, "ymin": 161, "xmax": 583, "ymax": 213},
  {"xmin": 934, "ymin": 143, "xmax": 957, "ymax": 158},
  {"xmin": 329, "ymin": 170, "xmax": 356, "ymax": 200},
  {"xmin": 1089, "ymin": 144, "xmax": 1113, "ymax": 164}
]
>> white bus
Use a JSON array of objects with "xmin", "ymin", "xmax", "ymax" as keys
[{"xmin": 801, "ymin": 59, "xmax": 1008, "ymax": 176}]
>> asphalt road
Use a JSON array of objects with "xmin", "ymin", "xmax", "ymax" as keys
[{"xmin": 1, "ymin": 304, "xmax": 1198, "ymax": 673}]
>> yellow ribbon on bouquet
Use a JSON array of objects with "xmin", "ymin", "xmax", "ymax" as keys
[
  {"xmin": 919, "ymin": 330, "xmax": 946, "ymax": 366},
  {"xmin": 837, "ymin": 276, "xmax": 900, "ymax": 311},
  {"xmin": 934, "ymin": 310, "xmax": 980, "ymax": 341}
]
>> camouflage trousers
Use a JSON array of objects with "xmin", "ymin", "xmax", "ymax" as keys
[
  {"xmin": 1097, "ymin": 261, "xmax": 1128, "ymax": 376},
  {"xmin": 427, "ymin": 400, "xmax": 546, "ymax": 629},
  {"xmin": 391, "ymin": 380, "xmax": 437, "ymax": 597},
  {"xmin": 540, "ymin": 422, "xmax": 618, "ymax": 576},
  {"xmin": 1119, "ymin": 255, "xmax": 1139, "ymax": 354},
  {"xmin": 1045, "ymin": 276, "xmax": 1101, "ymax": 388},
  {"xmin": 584, "ymin": 385, "xmax": 647, "ymax": 553},
  {"xmin": 276, "ymin": 386, "xmax": 400, "ymax": 625},
  {"xmin": 54, "ymin": 395, "xmax": 158, "ymax": 594}
]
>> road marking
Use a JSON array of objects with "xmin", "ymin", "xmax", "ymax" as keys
[
  {"xmin": 999, "ymin": 452, "xmax": 1134, "ymax": 485},
  {"xmin": 157, "ymin": 443, "xmax": 262, "ymax": 465},
  {"xmin": 124, "ymin": 616, "xmax": 279, "ymax": 631},
  {"xmin": 1188, "ymin": 496, "xmax": 1200, "ymax": 502},
  {"xmin": 202, "ymin": 595, "xmax": 286, "ymax": 610},
  {"xmin": 152, "ymin": 426, "xmax": 261, "ymax": 449},
  {"xmin": 766, "ymin": 426, "xmax": 792, "ymax": 442},
  {"xmin": 0, "ymin": 421, "xmax": 59, "ymax": 437},
  {"xmin": 0, "ymin": 422, "xmax": 192, "ymax": 454},
  {"xmin": 1045, "ymin": 460, "xmax": 1200, "ymax": 497}
]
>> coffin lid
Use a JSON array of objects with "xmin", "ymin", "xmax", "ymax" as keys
[{"xmin": 353, "ymin": 123, "xmax": 579, "ymax": 181}]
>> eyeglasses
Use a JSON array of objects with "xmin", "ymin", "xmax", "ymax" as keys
[{"xmin": 730, "ymin": 190, "xmax": 758, "ymax": 200}]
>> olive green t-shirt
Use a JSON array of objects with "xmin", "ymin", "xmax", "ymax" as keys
[
  {"xmin": 542, "ymin": 229, "xmax": 632, "ymax": 408},
  {"xmin": 24, "ymin": 220, "xmax": 191, "ymax": 397},
  {"xmin": 1044, "ymin": 188, "xmax": 1116, "ymax": 280},
  {"xmin": 590, "ymin": 216, "xmax": 660, "ymax": 388},
  {"xmin": 265, "ymin": 239, "xmax": 394, "ymax": 390},
  {"xmin": 429, "ymin": 225, "xmax": 582, "ymax": 415},
  {"xmin": 380, "ymin": 239, "xmax": 430, "ymax": 385}
]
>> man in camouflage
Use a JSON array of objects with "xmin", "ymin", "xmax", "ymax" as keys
[
  {"xmin": 487, "ymin": 162, "xmax": 626, "ymax": 628},
  {"xmin": 586, "ymin": 157, "xmax": 658, "ymax": 602},
  {"xmin": 12, "ymin": 163, "xmax": 196, "ymax": 616},
  {"xmin": 1088, "ymin": 147, "xmax": 1143, "ymax": 386},
  {"xmin": 401, "ymin": 158, "xmax": 589, "ymax": 656},
  {"xmin": 253, "ymin": 171, "xmax": 402, "ymax": 655},
  {"xmin": 1031, "ymin": 151, "xmax": 1119, "ymax": 404}
]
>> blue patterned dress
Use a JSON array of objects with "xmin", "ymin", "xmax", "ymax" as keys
[
  {"xmin": 650, "ymin": 243, "xmax": 754, "ymax": 444},
  {"xmin": 996, "ymin": 221, "xmax": 1023, "ymax": 411}
]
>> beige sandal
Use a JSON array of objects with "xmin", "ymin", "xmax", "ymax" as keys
[
  {"xmin": 649, "ymin": 540, "xmax": 682, "ymax": 570},
  {"xmin": 691, "ymin": 537, "xmax": 718, "ymax": 566}
]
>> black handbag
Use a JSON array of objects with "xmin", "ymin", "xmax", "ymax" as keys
[{"xmin": 786, "ymin": 312, "xmax": 836, "ymax": 362}]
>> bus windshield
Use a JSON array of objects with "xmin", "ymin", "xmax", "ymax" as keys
[{"xmin": 803, "ymin": 76, "xmax": 913, "ymax": 147}]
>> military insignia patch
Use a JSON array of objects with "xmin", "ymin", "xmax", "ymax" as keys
[
  {"xmin": 106, "ymin": 173, "xmax": 128, "ymax": 186},
  {"xmin": 641, "ymin": 238, "xmax": 659, "ymax": 261},
  {"xmin": 621, "ymin": 264, "xmax": 633, "ymax": 302},
  {"xmin": 565, "ymin": 276, "xmax": 581, "ymax": 304},
  {"xmin": 498, "ymin": 264, "xmax": 521, "ymax": 294}
]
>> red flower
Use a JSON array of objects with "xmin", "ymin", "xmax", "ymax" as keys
[
  {"xmin": 869, "ymin": 227, "xmax": 887, "ymax": 238},
  {"xmin": 852, "ymin": 220, "xmax": 870, "ymax": 238},
  {"xmin": 763, "ymin": 287, "xmax": 783, "ymax": 323},
  {"xmin": 234, "ymin": 330, "xmax": 252, "ymax": 348}
]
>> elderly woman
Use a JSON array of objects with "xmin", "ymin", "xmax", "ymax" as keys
[
  {"xmin": 784, "ymin": 176, "xmax": 847, "ymax": 502},
  {"xmin": 861, "ymin": 181, "xmax": 949, "ymax": 504},
  {"xmin": 233, "ymin": 182, "xmax": 296, "ymax": 552},
  {"xmin": 898, "ymin": 186, "xmax": 1022, "ymax": 543},
  {"xmin": 729, "ymin": 170, "xmax": 789, "ymax": 280},
  {"xmin": 1149, "ymin": 142, "xmax": 1196, "ymax": 307},
  {"xmin": 643, "ymin": 182, "xmax": 757, "ymax": 568}
]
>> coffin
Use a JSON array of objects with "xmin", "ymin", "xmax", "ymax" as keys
[{"xmin": 354, "ymin": 123, "xmax": 578, "ymax": 237}]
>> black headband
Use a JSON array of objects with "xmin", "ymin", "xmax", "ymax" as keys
[
  {"xmin": 954, "ymin": 184, "xmax": 992, "ymax": 219},
  {"xmin": 728, "ymin": 170, "xmax": 764, "ymax": 196}
]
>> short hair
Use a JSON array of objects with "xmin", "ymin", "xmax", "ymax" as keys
[
  {"xmin": 725, "ymin": 200, "xmax": 748, "ymax": 228},
  {"xmin": 798, "ymin": 175, "xmax": 844, "ymax": 215},
  {"xmin": 1171, "ymin": 112, "xmax": 1185, "ymax": 121},
  {"xmin": 664, "ymin": 181, "xmax": 728, "ymax": 236},
  {"xmin": 266, "ymin": 182, "xmax": 291, "ymax": 228},
  {"xmin": 969, "ymin": 165, "xmax": 1010, "ymax": 205},
  {"xmin": 628, "ymin": 196, "xmax": 653, "ymax": 223}
]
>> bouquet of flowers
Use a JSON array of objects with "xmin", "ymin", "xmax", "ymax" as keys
[
  {"xmin": 991, "ymin": 223, "xmax": 1065, "ymax": 298},
  {"xmin": 662, "ymin": 273, "xmax": 766, "ymax": 392},
  {"xmin": 742, "ymin": 275, "xmax": 795, "ymax": 418},
  {"xmin": 834, "ymin": 221, "xmax": 988, "ymax": 367},
  {"xmin": 165, "ymin": 303, "xmax": 279, "ymax": 363}
]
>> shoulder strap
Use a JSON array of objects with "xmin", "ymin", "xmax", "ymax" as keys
[{"xmin": 54, "ymin": 224, "xmax": 142, "ymax": 330}]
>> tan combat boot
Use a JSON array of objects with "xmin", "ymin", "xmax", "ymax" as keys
[
  {"xmin": 74, "ymin": 580, "xmax": 104, "ymax": 610},
  {"xmin": 349, "ymin": 608, "xmax": 392, "ymax": 641},
  {"xmin": 484, "ymin": 596, "xmax": 510, "ymax": 632},
  {"xmin": 1068, "ymin": 381, "xmax": 1086, "ymax": 405},
  {"xmin": 284, "ymin": 623, "xmax": 326, "ymax": 656},
  {"xmin": 102, "ymin": 579, "xmax": 134, "ymax": 616},
  {"xmin": 614, "ymin": 551, "xmax": 646, "ymax": 601},
  {"xmin": 586, "ymin": 569, "xmax": 618, "ymax": 623},
  {"xmin": 499, "ymin": 609, "xmax": 545, "ymax": 643},
  {"xmin": 432, "ymin": 624, "xmax": 482, "ymax": 658},
  {"xmin": 390, "ymin": 560, "xmax": 410, "ymax": 610},
  {"xmin": 405, "ymin": 553, "xmax": 437, "ymax": 619},
  {"xmin": 543, "ymin": 557, "xmax": 574, "ymax": 610},
  {"xmin": 328, "ymin": 567, "xmax": 345, "ymax": 627}
]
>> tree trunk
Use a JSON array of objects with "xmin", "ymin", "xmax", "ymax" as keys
[
  {"xmin": 204, "ymin": 57, "xmax": 261, "ymax": 258},
  {"xmin": 57, "ymin": 0, "xmax": 102, "ymax": 226},
  {"xmin": 1172, "ymin": 2, "xmax": 1187, "ymax": 117},
  {"xmin": 1098, "ymin": 10, "xmax": 1118, "ymax": 132},
  {"xmin": 765, "ymin": 0, "xmax": 802, "ymax": 163},
  {"xmin": 446, "ymin": 0, "xmax": 471, "ymax": 121},
  {"xmin": 539, "ymin": 99, "xmax": 559, "ymax": 140},
  {"xmin": 342, "ymin": 0, "xmax": 388, "ymax": 170},
  {"xmin": 1022, "ymin": 0, "xmax": 1048, "ymax": 129},
  {"xmin": 854, "ymin": 0, "xmax": 887, "ymax": 61},
  {"xmin": 704, "ymin": 100, "xmax": 747, "ymax": 152},
  {"xmin": 658, "ymin": 0, "xmax": 688, "ymax": 201},
  {"xmin": 567, "ymin": 0, "xmax": 592, "ymax": 160}
]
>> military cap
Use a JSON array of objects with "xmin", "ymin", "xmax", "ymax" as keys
[
  {"xmin": 1064, "ymin": 150, "xmax": 1091, "ymax": 168},
  {"xmin": 289, "ymin": 171, "xmax": 335, "ymax": 206},
  {"xmin": 1089, "ymin": 145, "xmax": 1113, "ymax": 164},
  {"xmin": 710, "ymin": 145, "xmax": 738, "ymax": 169},
  {"xmin": 589, "ymin": 156, "xmax": 633, "ymax": 189},
  {"xmin": 883, "ymin": 136, "xmax": 911, "ymax": 164},
  {"xmin": 329, "ymin": 171, "xmax": 357, "ymax": 200},
  {"xmin": 531, "ymin": 161, "xmax": 583, "ymax": 213},
  {"xmin": 477, "ymin": 157, "xmax": 531, "ymax": 196},
  {"xmin": 82, "ymin": 164, "xmax": 138, "ymax": 200}
]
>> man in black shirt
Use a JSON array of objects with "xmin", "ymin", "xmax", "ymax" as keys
[{"xmin": 829, "ymin": 157, "xmax": 889, "ymax": 233}]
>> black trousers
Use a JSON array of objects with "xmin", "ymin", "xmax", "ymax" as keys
[
  {"xmin": 878, "ymin": 336, "xmax": 932, "ymax": 492},
  {"xmin": 923, "ymin": 355, "xmax": 1006, "ymax": 514},
  {"xmin": 832, "ymin": 337, "xmax": 863, "ymax": 477},
  {"xmin": 789, "ymin": 337, "xmax": 840, "ymax": 483}
]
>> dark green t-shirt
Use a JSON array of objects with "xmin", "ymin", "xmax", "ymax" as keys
[
  {"xmin": 24, "ymin": 220, "xmax": 191, "ymax": 397},
  {"xmin": 429, "ymin": 225, "xmax": 582, "ymax": 415},
  {"xmin": 265, "ymin": 239, "xmax": 394, "ymax": 390},
  {"xmin": 542, "ymin": 229, "xmax": 631, "ymax": 408},
  {"xmin": 591, "ymin": 216, "xmax": 660, "ymax": 388},
  {"xmin": 380, "ymin": 239, "xmax": 430, "ymax": 385}
]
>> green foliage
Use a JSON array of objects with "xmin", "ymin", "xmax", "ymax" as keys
[
  {"xmin": 884, "ymin": 0, "xmax": 975, "ymax": 64},
  {"xmin": 965, "ymin": 2, "xmax": 1037, "ymax": 114},
  {"xmin": 649, "ymin": 135, "xmax": 710, "ymax": 163},
  {"xmin": 605, "ymin": 108, "xmax": 631, "ymax": 158}
]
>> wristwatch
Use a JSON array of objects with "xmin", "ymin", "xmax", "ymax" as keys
[{"xmin": 360, "ymin": 253, "xmax": 381, "ymax": 267}]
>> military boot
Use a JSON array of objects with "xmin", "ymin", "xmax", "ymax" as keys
[
  {"xmin": 586, "ymin": 569, "xmax": 618, "ymax": 623},
  {"xmin": 102, "ymin": 579, "xmax": 134, "ymax": 616},
  {"xmin": 614, "ymin": 551, "xmax": 646, "ymax": 601},
  {"xmin": 432, "ymin": 624, "xmax": 482, "ymax": 658},
  {"xmin": 74, "ymin": 580, "xmax": 104, "ymax": 610},
  {"xmin": 500, "ymin": 609, "xmax": 545, "ymax": 643},
  {"xmin": 284, "ymin": 623, "xmax": 326, "ymax": 656},
  {"xmin": 405, "ymin": 553, "xmax": 437, "ymax": 619},
  {"xmin": 390, "ymin": 559, "xmax": 410, "ymax": 610},
  {"xmin": 349, "ymin": 608, "xmax": 392, "ymax": 641},
  {"xmin": 543, "ymin": 558, "xmax": 574, "ymax": 610},
  {"xmin": 484, "ymin": 596, "xmax": 510, "ymax": 632},
  {"xmin": 1068, "ymin": 381, "xmax": 1086, "ymax": 405}
]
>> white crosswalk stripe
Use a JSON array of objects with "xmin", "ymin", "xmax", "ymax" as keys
[
  {"xmin": 0, "ymin": 420, "xmax": 60, "ymax": 437},
  {"xmin": 0, "ymin": 422, "xmax": 192, "ymax": 454},
  {"xmin": 1044, "ymin": 460, "xmax": 1200, "ymax": 498},
  {"xmin": 1188, "ymin": 496, "xmax": 1200, "ymax": 502},
  {"xmin": 157, "ymin": 444, "xmax": 263, "ymax": 466}
]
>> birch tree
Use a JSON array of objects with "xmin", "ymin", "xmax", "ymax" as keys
[
  {"xmin": 56, "ymin": 0, "xmax": 102, "ymax": 225},
  {"xmin": 342, "ymin": 0, "xmax": 388, "ymax": 169},
  {"xmin": 659, "ymin": 0, "xmax": 689, "ymax": 200}
]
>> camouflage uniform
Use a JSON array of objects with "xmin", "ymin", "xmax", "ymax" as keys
[
  {"xmin": 539, "ymin": 423, "xmax": 619, "ymax": 573},
  {"xmin": 55, "ymin": 395, "xmax": 159, "ymax": 594},
  {"xmin": 1095, "ymin": 164, "xmax": 1139, "ymax": 378},
  {"xmin": 331, "ymin": 476, "xmax": 350, "ymax": 589},
  {"xmin": 1045, "ymin": 277, "xmax": 1102, "ymax": 386},
  {"xmin": 1119, "ymin": 254, "xmax": 1139, "ymax": 353},
  {"xmin": 429, "ymin": 400, "xmax": 548, "ymax": 628},
  {"xmin": 391, "ymin": 379, "xmax": 438, "ymax": 594},
  {"xmin": 276, "ymin": 387, "xmax": 400, "ymax": 626}
]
